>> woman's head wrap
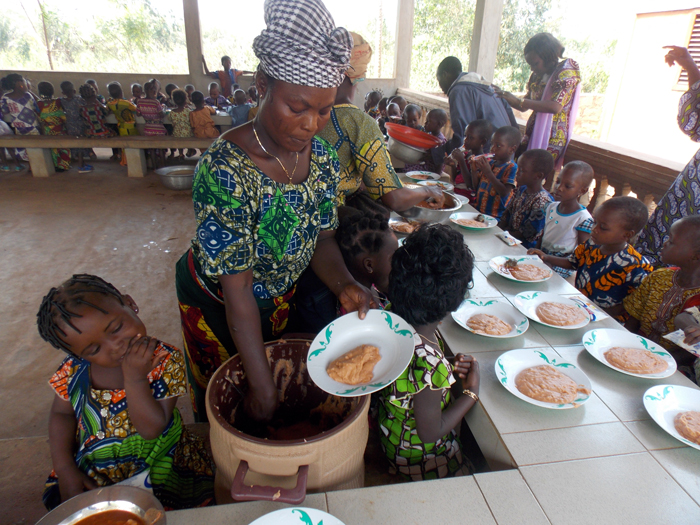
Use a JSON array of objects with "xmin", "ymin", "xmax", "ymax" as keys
[
  {"xmin": 253, "ymin": 0, "xmax": 353, "ymax": 88},
  {"xmin": 346, "ymin": 32, "xmax": 372, "ymax": 84}
]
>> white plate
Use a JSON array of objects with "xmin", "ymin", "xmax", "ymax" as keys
[
  {"xmin": 452, "ymin": 298, "xmax": 529, "ymax": 338},
  {"xmin": 307, "ymin": 310, "xmax": 415, "ymax": 397},
  {"xmin": 417, "ymin": 179, "xmax": 455, "ymax": 192},
  {"xmin": 582, "ymin": 328, "xmax": 677, "ymax": 379},
  {"xmin": 388, "ymin": 217, "xmax": 419, "ymax": 235},
  {"xmin": 450, "ymin": 212, "xmax": 497, "ymax": 231},
  {"xmin": 249, "ymin": 507, "xmax": 345, "ymax": 525},
  {"xmin": 405, "ymin": 170, "xmax": 441, "ymax": 182},
  {"xmin": 512, "ymin": 291, "xmax": 591, "ymax": 330},
  {"xmin": 495, "ymin": 348, "xmax": 592, "ymax": 409},
  {"xmin": 489, "ymin": 255, "xmax": 553, "ymax": 282},
  {"xmin": 644, "ymin": 385, "xmax": 700, "ymax": 451}
]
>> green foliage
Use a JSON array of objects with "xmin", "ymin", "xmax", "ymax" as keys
[
  {"xmin": 561, "ymin": 37, "xmax": 617, "ymax": 94},
  {"xmin": 359, "ymin": 13, "xmax": 396, "ymax": 79}
]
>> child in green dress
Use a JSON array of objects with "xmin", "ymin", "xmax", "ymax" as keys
[{"xmin": 37, "ymin": 274, "xmax": 215, "ymax": 510}]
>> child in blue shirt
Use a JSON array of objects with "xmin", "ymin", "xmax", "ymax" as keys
[{"xmin": 226, "ymin": 89, "xmax": 254, "ymax": 127}]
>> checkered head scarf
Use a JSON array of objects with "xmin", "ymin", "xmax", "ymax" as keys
[{"xmin": 253, "ymin": 0, "xmax": 353, "ymax": 88}]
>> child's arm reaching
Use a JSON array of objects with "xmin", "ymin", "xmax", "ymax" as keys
[
  {"xmin": 122, "ymin": 335, "xmax": 176, "ymax": 441},
  {"xmin": 412, "ymin": 355, "xmax": 480, "ymax": 444},
  {"xmin": 49, "ymin": 395, "xmax": 98, "ymax": 501},
  {"xmin": 472, "ymin": 156, "xmax": 513, "ymax": 198},
  {"xmin": 527, "ymin": 248, "xmax": 575, "ymax": 270},
  {"xmin": 675, "ymin": 311, "xmax": 700, "ymax": 345}
]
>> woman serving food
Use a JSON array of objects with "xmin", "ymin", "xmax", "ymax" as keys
[{"xmin": 175, "ymin": 0, "xmax": 372, "ymax": 422}]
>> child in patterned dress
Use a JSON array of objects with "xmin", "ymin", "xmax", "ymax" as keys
[
  {"xmin": 36, "ymin": 81, "xmax": 71, "ymax": 172},
  {"xmin": 169, "ymin": 89, "xmax": 196, "ymax": 159},
  {"xmin": 189, "ymin": 91, "xmax": 219, "ymax": 139},
  {"xmin": 37, "ymin": 274, "xmax": 215, "ymax": 511},
  {"xmin": 78, "ymin": 84, "xmax": 115, "ymax": 173},
  {"xmin": 498, "ymin": 149, "xmax": 554, "ymax": 248},
  {"xmin": 378, "ymin": 224, "xmax": 480, "ymax": 481},
  {"xmin": 530, "ymin": 196, "xmax": 653, "ymax": 319},
  {"xmin": 1, "ymin": 73, "xmax": 41, "ymax": 168},
  {"xmin": 60, "ymin": 81, "xmax": 88, "ymax": 162}
]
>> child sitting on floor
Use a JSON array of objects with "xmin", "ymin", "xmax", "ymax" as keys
[
  {"xmin": 537, "ymin": 161, "xmax": 594, "ymax": 277},
  {"xmin": 36, "ymin": 81, "xmax": 71, "ymax": 172},
  {"xmin": 204, "ymin": 82, "xmax": 229, "ymax": 110},
  {"xmin": 530, "ymin": 196, "xmax": 652, "ymax": 318},
  {"xmin": 402, "ymin": 104, "xmax": 423, "ymax": 130},
  {"xmin": 498, "ymin": 149, "xmax": 554, "ymax": 248},
  {"xmin": 624, "ymin": 215, "xmax": 700, "ymax": 380},
  {"xmin": 226, "ymin": 89, "xmax": 253, "ymax": 127},
  {"xmin": 169, "ymin": 88, "xmax": 196, "ymax": 159},
  {"xmin": 190, "ymin": 91, "xmax": 219, "ymax": 139},
  {"xmin": 404, "ymin": 108, "xmax": 448, "ymax": 174},
  {"xmin": 37, "ymin": 274, "xmax": 215, "ymax": 511},
  {"xmin": 79, "ymin": 83, "xmax": 115, "ymax": 172},
  {"xmin": 445, "ymin": 119, "xmax": 493, "ymax": 202},
  {"xmin": 378, "ymin": 224, "xmax": 480, "ymax": 481}
]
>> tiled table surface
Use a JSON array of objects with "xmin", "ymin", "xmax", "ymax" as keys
[{"xmin": 170, "ymin": 203, "xmax": 700, "ymax": 524}]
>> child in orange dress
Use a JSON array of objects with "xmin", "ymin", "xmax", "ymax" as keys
[{"xmin": 189, "ymin": 91, "xmax": 219, "ymax": 139}]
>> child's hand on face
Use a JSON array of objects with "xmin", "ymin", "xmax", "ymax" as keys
[
  {"xmin": 57, "ymin": 465, "xmax": 97, "ymax": 501},
  {"xmin": 683, "ymin": 324, "xmax": 700, "ymax": 346},
  {"xmin": 471, "ymin": 155, "xmax": 492, "ymax": 176},
  {"xmin": 454, "ymin": 354, "xmax": 480, "ymax": 392},
  {"xmin": 122, "ymin": 335, "xmax": 165, "ymax": 381}
]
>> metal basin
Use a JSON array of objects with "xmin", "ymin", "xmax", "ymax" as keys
[
  {"xmin": 155, "ymin": 165, "xmax": 194, "ymax": 190},
  {"xmin": 396, "ymin": 191, "xmax": 462, "ymax": 224},
  {"xmin": 387, "ymin": 136, "xmax": 427, "ymax": 163}
]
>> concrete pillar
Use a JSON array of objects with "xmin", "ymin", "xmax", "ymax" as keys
[
  {"xmin": 394, "ymin": 0, "xmax": 415, "ymax": 90},
  {"xmin": 468, "ymin": 0, "xmax": 505, "ymax": 82},
  {"xmin": 26, "ymin": 148, "xmax": 54, "ymax": 177},
  {"xmin": 183, "ymin": 0, "xmax": 204, "ymax": 86},
  {"xmin": 125, "ymin": 149, "xmax": 147, "ymax": 178}
]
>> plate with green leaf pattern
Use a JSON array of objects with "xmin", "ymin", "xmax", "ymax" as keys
[
  {"xmin": 306, "ymin": 310, "xmax": 415, "ymax": 397},
  {"xmin": 249, "ymin": 507, "xmax": 345, "ymax": 525},
  {"xmin": 512, "ymin": 291, "xmax": 590, "ymax": 330},
  {"xmin": 582, "ymin": 328, "xmax": 676, "ymax": 379},
  {"xmin": 643, "ymin": 385, "xmax": 700, "ymax": 451},
  {"xmin": 452, "ymin": 298, "xmax": 529, "ymax": 338},
  {"xmin": 489, "ymin": 255, "xmax": 553, "ymax": 282},
  {"xmin": 495, "ymin": 348, "xmax": 592, "ymax": 409}
]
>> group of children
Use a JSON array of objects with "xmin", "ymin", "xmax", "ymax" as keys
[{"xmin": 0, "ymin": 73, "xmax": 259, "ymax": 172}]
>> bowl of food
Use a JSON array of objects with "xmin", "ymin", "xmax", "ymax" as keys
[
  {"xmin": 385, "ymin": 122, "xmax": 443, "ymax": 149},
  {"xmin": 387, "ymin": 136, "xmax": 427, "ymax": 163},
  {"xmin": 396, "ymin": 190, "xmax": 462, "ymax": 224},
  {"xmin": 36, "ymin": 486, "xmax": 165, "ymax": 525},
  {"xmin": 155, "ymin": 165, "xmax": 194, "ymax": 191}
]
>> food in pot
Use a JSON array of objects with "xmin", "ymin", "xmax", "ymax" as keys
[
  {"xmin": 674, "ymin": 411, "xmax": 700, "ymax": 445},
  {"xmin": 74, "ymin": 510, "xmax": 145, "ymax": 525},
  {"xmin": 515, "ymin": 365, "xmax": 590, "ymax": 404},
  {"xmin": 327, "ymin": 344, "xmax": 381, "ymax": 385},
  {"xmin": 603, "ymin": 347, "xmax": 668, "ymax": 374},
  {"xmin": 535, "ymin": 302, "xmax": 588, "ymax": 326},
  {"xmin": 466, "ymin": 314, "xmax": 512, "ymax": 335}
]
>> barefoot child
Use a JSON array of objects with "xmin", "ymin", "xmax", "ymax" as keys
[
  {"xmin": 37, "ymin": 274, "xmax": 214, "ymax": 510},
  {"xmin": 498, "ymin": 149, "xmax": 554, "ymax": 248},
  {"xmin": 538, "ymin": 161, "xmax": 594, "ymax": 277},
  {"xmin": 378, "ymin": 224, "xmax": 480, "ymax": 480},
  {"xmin": 530, "ymin": 196, "xmax": 652, "ymax": 318}
]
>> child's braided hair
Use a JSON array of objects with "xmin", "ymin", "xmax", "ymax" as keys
[
  {"xmin": 37, "ymin": 274, "xmax": 123, "ymax": 355},
  {"xmin": 336, "ymin": 212, "xmax": 391, "ymax": 262}
]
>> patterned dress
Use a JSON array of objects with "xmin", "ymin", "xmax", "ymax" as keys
[
  {"xmin": 169, "ymin": 108, "xmax": 194, "ymax": 138},
  {"xmin": 500, "ymin": 186, "xmax": 553, "ymax": 248},
  {"xmin": 60, "ymin": 96, "xmax": 86, "ymax": 136},
  {"xmin": 37, "ymin": 99, "xmax": 71, "ymax": 171},
  {"xmin": 80, "ymin": 104, "xmax": 115, "ymax": 138},
  {"xmin": 378, "ymin": 334, "xmax": 473, "ymax": 481},
  {"xmin": 0, "ymin": 92, "xmax": 41, "ymax": 161},
  {"xmin": 523, "ymin": 58, "xmax": 581, "ymax": 167},
  {"xmin": 317, "ymin": 104, "xmax": 402, "ymax": 202},
  {"xmin": 568, "ymin": 240, "xmax": 653, "ymax": 313},
  {"xmin": 42, "ymin": 342, "xmax": 215, "ymax": 511},
  {"xmin": 190, "ymin": 107, "xmax": 219, "ymax": 139},
  {"xmin": 623, "ymin": 268, "xmax": 700, "ymax": 348},
  {"xmin": 474, "ymin": 159, "xmax": 518, "ymax": 219},
  {"xmin": 636, "ymin": 80, "xmax": 700, "ymax": 266},
  {"xmin": 136, "ymin": 98, "xmax": 167, "ymax": 136},
  {"xmin": 175, "ymin": 136, "xmax": 341, "ymax": 420},
  {"xmin": 107, "ymin": 98, "xmax": 138, "ymax": 136}
]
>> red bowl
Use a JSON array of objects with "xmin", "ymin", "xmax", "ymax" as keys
[{"xmin": 385, "ymin": 122, "xmax": 442, "ymax": 150}]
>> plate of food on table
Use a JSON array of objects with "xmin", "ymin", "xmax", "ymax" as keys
[
  {"xmin": 495, "ymin": 348, "xmax": 592, "ymax": 409},
  {"xmin": 452, "ymin": 298, "xmax": 529, "ymax": 338},
  {"xmin": 404, "ymin": 170, "xmax": 442, "ymax": 183},
  {"xmin": 582, "ymin": 328, "xmax": 677, "ymax": 379},
  {"xmin": 417, "ymin": 179, "xmax": 455, "ymax": 192},
  {"xmin": 388, "ymin": 216, "xmax": 420, "ymax": 235},
  {"xmin": 450, "ymin": 212, "xmax": 497, "ymax": 231},
  {"xmin": 644, "ymin": 384, "xmax": 700, "ymax": 451},
  {"xmin": 489, "ymin": 255, "xmax": 553, "ymax": 282},
  {"xmin": 306, "ymin": 310, "xmax": 416, "ymax": 397},
  {"xmin": 512, "ymin": 291, "xmax": 591, "ymax": 330},
  {"xmin": 249, "ymin": 507, "xmax": 345, "ymax": 525}
]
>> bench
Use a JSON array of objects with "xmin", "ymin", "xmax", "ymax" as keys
[{"xmin": 0, "ymin": 135, "xmax": 216, "ymax": 177}]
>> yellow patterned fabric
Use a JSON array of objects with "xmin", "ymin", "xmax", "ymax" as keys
[{"xmin": 317, "ymin": 104, "xmax": 402, "ymax": 201}]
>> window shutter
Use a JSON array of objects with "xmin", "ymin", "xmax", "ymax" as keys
[{"xmin": 680, "ymin": 14, "xmax": 700, "ymax": 85}]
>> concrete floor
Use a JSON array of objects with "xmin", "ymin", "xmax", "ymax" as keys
[{"xmin": 0, "ymin": 152, "xmax": 199, "ymax": 524}]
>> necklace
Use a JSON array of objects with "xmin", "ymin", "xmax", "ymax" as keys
[
  {"xmin": 253, "ymin": 123, "xmax": 298, "ymax": 184},
  {"xmin": 420, "ymin": 331, "xmax": 440, "ymax": 347}
]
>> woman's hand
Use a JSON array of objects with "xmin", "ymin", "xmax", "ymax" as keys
[
  {"xmin": 494, "ymin": 86, "xmax": 521, "ymax": 108},
  {"xmin": 122, "ymin": 335, "xmax": 163, "ymax": 382},
  {"xmin": 454, "ymin": 354, "xmax": 480, "ymax": 393},
  {"xmin": 56, "ymin": 465, "xmax": 97, "ymax": 502},
  {"xmin": 423, "ymin": 186, "xmax": 445, "ymax": 208},
  {"xmin": 338, "ymin": 283, "xmax": 374, "ymax": 319}
]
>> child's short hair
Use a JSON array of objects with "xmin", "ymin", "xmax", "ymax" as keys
[
  {"xmin": 191, "ymin": 90, "xmax": 205, "ymax": 105},
  {"xmin": 494, "ymin": 125, "xmax": 522, "ymax": 147},
  {"xmin": 677, "ymin": 215, "xmax": 700, "ymax": 253},
  {"xmin": 172, "ymin": 88, "xmax": 187, "ymax": 106},
  {"xmin": 184, "ymin": 84, "xmax": 195, "ymax": 92},
  {"xmin": 598, "ymin": 196, "xmax": 649, "ymax": 233},
  {"xmin": 85, "ymin": 79, "xmax": 98, "ymax": 87},
  {"xmin": 520, "ymin": 149, "xmax": 554, "ymax": 178},
  {"xmin": 466, "ymin": 119, "xmax": 494, "ymax": 142},
  {"xmin": 233, "ymin": 89, "xmax": 247, "ymax": 103},
  {"xmin": 336, "ymin": 212, "xmax": 391, "ymax": 262},
  {"xmin": 208, "ymin": 82, "xmax": 219, "ymax": 92},
  {"xmin": 37, "ymin": 274, "xmax": 124, "ymax": 355},
  {"xmin": 389, "ymin": 224, "xmax": 474, "ymax": 326},
  {"xmin": 131, "ymin": 82, "xmax": 142, "ymax": 92},
  {"xmin": 107, "ymin": 82, "xmax": 122, "ymax": 99},
  {"xmin": 378, "ymin": 97, "xmax": 388, "ymax": 111},
  {"xmin": 427, "ymin": 108, "xmax": 447, "ymax": 127},
  {"xmin": 389, "ymin": 95, "xmax": 407, "ymax": 112},
  {"xmin": 78, "ymin": 84, "xmax": 95, "ymax": 99},
  {"xmin": 403, "ymin": 103, "xmax": 421, "ymax": 117},
  {"xmin": 1, "ymin": 74, "xmax": 23, "ymax": 91},
  {"xmin": 60, "ymin": 80, "xmax": 74, "ymax": 93},
  {"xmin": 561, "ymin": 160, "xmax": 594, "ymax": 188},
  {"xmin": 221, "ymin": 55, "xmax": 231, "ymax": 64},
  {"xmin": 165, "ymin": 83, "xmax": 177, "ymax": 96},
  {"xmin": 37, "ymin": 81, "xmax": 54, "ymax": 98}
]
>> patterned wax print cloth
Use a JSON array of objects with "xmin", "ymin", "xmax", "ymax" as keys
[
  {"xmin": 169, "ymin": 108, "xmax": 194, "ymax": 138},
  {"xmin": 523, "ymin": 58, "xmax": 581, "ymax": 168},
  {"xmin": 37, "ymin": 98, "xmax": 71, "ymax": 170},
  {"xmin": 623, "ymin": 267, "xmax": 700, "ymax": 349},
  {"xmin": 42, "ymin": 342, "xmax": 215, "ymax": 511},
  {"xmin": 541, "ymin": 202, "xmax": 593, "ymax": 277},
  {"xmin": 500, "ymin": 186, "xmax": 553, "ymax": 248},
  {"xmin": 317, "ymin": 104, "xmax": 402, "ymax": 201},
  {"xmin": 0, "ymin": 92, "xmax": 41, "ymax": 161},
  {"xmin": 80, "ymin": 104, "xmax": 115, "ymax": 138},
  {"xmin": 136, "ymin": 98, "xmax": 167, "ymax": 136},
  {"xmin": 190, "ymin": 107, "xmax": 219, "ymax": 139},
  {"xmin": 107, "ymin": 98, "xmax": 138, "ymax": 136},
  {"xmin": 474, "ymin": 159, "xmax": 518, "ymax": 219},
  {"xmin": 60, "ymin": 96, "xmax": 86, "ymax": 136},
  {"xmin": 636, "ymin": 79, "xmax": 700, "ymax": 266},
  {"xmin": 175, "ymin": 135, "xmax": 341, "ymax": 420},
  {"xmin": 378, "ymin": 334, "xmax": 474, "ymax": 481},
  {"xmin": 568, "ymin": 240, "xmax": 653, "ymax": 314}
]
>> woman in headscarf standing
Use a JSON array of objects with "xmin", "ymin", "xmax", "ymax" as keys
[{"xmin": 175, "ymin": 0, "xmax": 372, "ymax": 423}]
